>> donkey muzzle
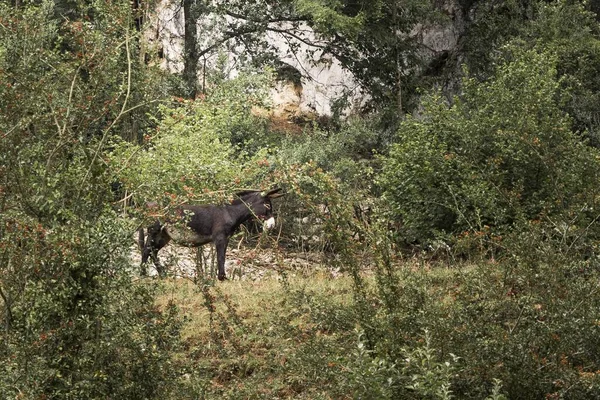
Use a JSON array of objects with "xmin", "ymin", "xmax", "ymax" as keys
[{"xmin": 263, "ymin": 216, "xmax": 276, "ymax": 230}]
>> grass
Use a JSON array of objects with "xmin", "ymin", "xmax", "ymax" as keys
[
  {"xmin": 153, "ymin": 258, "xmax": 477, "ymax": 399},
  {"xmin": 154, "ymin": 255, "xmax": 600, "ymax": 399},
  {"xmin": 153, "ymin": 258, "xmax": 482, "ymax": 399},
  {"xmin": 157, "ymin": 271, "xmax": 357, "ymax": 399}
]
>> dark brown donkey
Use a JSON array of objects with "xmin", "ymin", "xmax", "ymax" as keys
[{"xmin": 138, "ymin": 188, "xmax": 284, "ymax": 280}]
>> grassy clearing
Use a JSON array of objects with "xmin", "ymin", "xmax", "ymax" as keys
[
  {"xmin": 158, "ymin": 272, "xmax": 354, "ymax": 338},
  {"xmin": 158, "ymin": 271, "xmax": 357, "ymax": 399},
  {"xmin": 156, "ymin": 257, "xmax": 600, "ymax": 399},
  {"xmin": 154, "ymin": 260, "xmax": 480, "ymax": 399}
]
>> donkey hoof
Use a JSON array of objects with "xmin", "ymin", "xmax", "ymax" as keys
[{"xmin": 218, "ymin": 274, "xmax": 226, "ymax": 281}]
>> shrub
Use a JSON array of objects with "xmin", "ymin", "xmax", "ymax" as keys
[
  {"xmin": 278, "ymin": 116, "xmax": 382, "ymax": 192},
  {"xmin": 0, "ymin": 211, "xmax": 183, "ymax": 399},
  {"xmin": 0, "ymin": 2, "xmax": 184, "ymax": 398},
  {"xmin": 378, "ymin": 47, "xmax": 600, "ymax": 248},
  {"xmin": 111, "ymin": 72, "xmax": 276, "ymax": 207},
  {"xmin": 349, "ymin": 45, "xmax": 600, "ymax": 399}
]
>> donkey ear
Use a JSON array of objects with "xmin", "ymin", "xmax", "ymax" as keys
[
  {"xmin": 263, "ymin": 188, "xmax": 284, "ymax": 198},
  {"xmin": 235, "ymin": 189, "xmax": 261, "ymax": 198}
]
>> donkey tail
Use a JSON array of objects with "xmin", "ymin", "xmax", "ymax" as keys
[{"xmin": 138, "ymin": 228, "xmax": 145, "ymax": 251}]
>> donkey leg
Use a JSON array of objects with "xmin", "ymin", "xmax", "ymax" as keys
[
  {"xmin": 141, "ymin": 248, "xmax": 164, "ymax": 276},
  {"xmin": 141, "ymin": 221, "xmax": 169, "ymax": 277},
  {"xmin": 140, "ymin": 228, "xmax": 151, "ymax": 276},
  {"xmin": 215, "ymin": 236, "xmax": 229, "ymax": 281},
  {"xmin": 153, "ymin": 248, "xmax": 166, "ymax": 278},
  {"xmin": 141, "ymin": 239, "xmax": 162, "ymax": 276},
  {"xmin": 141, "ymin": 244, "xmax": 151, "ymax": 276}
]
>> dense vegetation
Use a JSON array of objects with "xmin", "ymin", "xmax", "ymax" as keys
[{"xmin": 2, "ymin": 0, "xmax": 600, "ymax": 398}]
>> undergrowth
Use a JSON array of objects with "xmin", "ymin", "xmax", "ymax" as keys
[
  {"xmin": 159, "ymin": 273, "xmax": 356, "ymax": 399},
  {"xmin": 156, "ymin": 243, "xmax": 600, "ymax": 399}
]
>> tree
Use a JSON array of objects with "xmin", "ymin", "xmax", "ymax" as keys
[
  {"xmin": 0, "ymin": 1, "xmax": 181, "ymax": 397},
  {"xmin": 112, "ymin": 70, "xmax": 274, "ymax": 206},
  {"xmin": 182, "ymin": 0, "xmax": 201, "ymax": 97},
  {"xmin": 525, "ymin": 1, "xmax": 600, "ymax": 147},
  {"xmin": 378, "ymin": 47, "xmax": 600, "ymax": 245},
  {"xmin": 161, "ymin": 0, "xmax": 436, "ymax": 116},
  {"xmin": 458, "ymin": 0, "xmax": 600, "ymax": 147}
]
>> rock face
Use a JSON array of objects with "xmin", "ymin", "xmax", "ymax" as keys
[{"xmin": 146, "ymin": 0, "xmax": 465, "ymax": 117}]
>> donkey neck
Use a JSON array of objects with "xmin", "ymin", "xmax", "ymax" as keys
[{"xmin": 226, "ymin": 200, "xmax": 256, "ymax": 228}]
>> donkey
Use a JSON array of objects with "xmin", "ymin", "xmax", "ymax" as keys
[{"xmin": 138, "ymin": 188, "xmax": 284, "ymax": 280}]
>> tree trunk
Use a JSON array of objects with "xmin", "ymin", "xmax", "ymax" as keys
[
  {"xmin": 0, "ymin": 285, "xmax": 12, "ymax": 332},
  {"xmin": 392, "ymin": 2, "xmax": 403, "ymax": 116},
  {"xmin": 183, "ymin": 0, "xmax": 199, "ymax": 98}
]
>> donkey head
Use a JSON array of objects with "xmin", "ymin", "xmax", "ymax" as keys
[{"xmin": 236, "ymin": 188, "xmax": 284, "ymax": 230}]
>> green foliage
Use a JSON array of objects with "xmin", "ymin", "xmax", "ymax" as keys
[
  {"xmin": 112, "ymin": 71, "xmax": 274, "ymax": 206},
  {"xmin": 0, "ymin": 211, "xmax": 182, "ymax": 399},
  {"xmin": 523, "ymin": 1, "xmax": 600, "ymax": 147},
  {"xmin": 113, "ymin": 100, "xmax": 237, "ymax": 204},
  {"xmin": 151, "ymin": 243, "xmax": 600, "ymax": 399},
  {"xmin": 331, "ymin": 220, "xmax": 600, "ymax": 398},
  {"xmin": 0, "ymin": 2, "xmax": 183, "ymax": 398},
  {"xmin": 163, "ymin": 276, "xmax": 357, "ymax": 398},
  {"xmin": 378, "ymin": 47, "xmax": 600, "ymax": 245},
  {"xmin": 271, "ymin": 156, "xmax": 367, "ymax": 257},
  {"xmin": 347, "ymin": 330, "xmax": 457, "ymax": 399},
  {"xmin": 461, "ymin": 0, "xmax": 600, "ymax": 147},
  {"xmin": 459, "ymin": 0, "xmax": 536, "ymax": 77},
  {"xmin": 278, "ymin": 117, "xmax": 383, "ymax": 192},
  {"xmin": 359, "ymin": 39, "xmax": 600, "ymax": 400},
  {"xmin": 205, "ymin": 69, "xmax": 274, "ymax": 149},
  {"xmin": 294, "ymin": 0, "xmax": 365, "ymax": 38},
  {"xmin": 0, "ymin": 0, "xmax": 171, "ymax": 220},
  {"xmin": 4, "ymin": 1, "xmax": 600, "ymax": 399},
  {"xmin": 171, "ymin": 0, "xmax": 439, "ymax": 115},
  {"xmin": 315, "ymin": 0, "xmax": 437, "ymax": 114}
]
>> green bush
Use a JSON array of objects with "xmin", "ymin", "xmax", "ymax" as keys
[
  {"xmin": 524, "ymin": 1, "xmax": 600, "ymax": 148},
  {"xmin": 332, "ymin": 227, "xmax": 600, "ymax": 398},
  {"xmin": 378, "ymin": 47, "xmax": 600, "ymax": 248},
  {"xmin": 112, "ymin": 72, "xmax": 276, "ymax": 207},
  {"xmin": 278, "ymin": 116, "xmax": 382, "ymax": 192},
  {"xmin": 347, "ymin": 44, "xmax": 600, "ymax": 399},
  {"xmin": 345, "ymin": 330, "xmax": 457, "ymax": 400},
  {"xmin": 270, "ymin": 117, "xmax": 385, "ymax": 254},
  {"xmin": 0, "ymin": 212, "xmax": 183, "ymax": 399},
  {"xmin": 0, "ymin": 2, "xmax": 184, "ymax": 398}
]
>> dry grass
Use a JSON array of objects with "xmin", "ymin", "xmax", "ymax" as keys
[
  {"xmin": 158, "ymin": 271, "xmax": 353, "ymax": 339},
  {"xmin": 156, "ymin": 271, "xmax": 356, "ymax": 399}
]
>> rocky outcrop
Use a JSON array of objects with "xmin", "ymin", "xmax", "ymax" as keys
[{"xmin": 145, "ymin": 0, "xmax": 467, "ymax": 117}]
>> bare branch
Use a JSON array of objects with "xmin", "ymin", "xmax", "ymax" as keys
[
  {"xmin": 46, "ymin": 66, "xmax": 81, "ymax": 175},
  {"xmin": 224, "ymin": 10, "xmax": 306, "ymax": 24},
  {"xmin": 265, "ymin": 27, "xmax": 329, "ymax": 50},
  {"xmin": 0, "ymin": 284, "xmax": 12, "ymax": 332},
  {"xmin": 80, "ymin": 30, "xmax": 133, "ymax": 187}
]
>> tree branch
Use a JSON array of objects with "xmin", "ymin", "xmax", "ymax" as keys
[
  {"xmin": 265, "ymin": 27, "xmax": 329, "ymax": 50},
  {"xmin": 46, "ymin": 67, "xmax": 81, "ymax": 176},
  {"xmin": 0, "ymin": 280, "xmax": 13, "ymax": 332},
  {"xmin": 80, "ymin": 30, "xmax": 133, "ymax": 188},
  {"xmin": 224, "ymin": 10, "xmax": 306, "ymax": 24},
  {"xmin": 198, "ymin": 26, "xmax": 263, "ymax": 58}
]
